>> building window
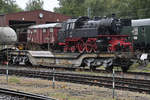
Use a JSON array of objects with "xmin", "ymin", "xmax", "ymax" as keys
[
  {"xmin": 133, "ymin": 36, "xmax": 138, "ymax": 40},
  {"xmin": 71, "ymin": 23, "xmax": 75, "ymax": 29},
  {"xmin": 27, "ymin": 30, "xmax": 30, "ymax": 34},
  {"xmin": 43, "ymin": 29, "xmax": 46, "ymax": 33},
  {"xmin": 50, "ymin": 28, "xmax": 53, "ymax": 32},
  {"xmin": 66, "ymin": 24, "xmax": 70, "ymax": 30},
  {"xmin": 34, "ymin": 29, "xmax": 37, "ymax": 33},
  {"xmin": 132, "ymin": 27, "xmax": 138, "ymax": 35},
  {"xmin": 142, "ymin": 27, "xmax": 145, "ymax": 33}
]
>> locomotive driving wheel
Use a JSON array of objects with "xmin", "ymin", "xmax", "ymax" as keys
[
  {"xmin": 85, "ymin": 39, "xmax": 97, "ymax": 53},
  {"xmin": 86, "ymin": 43, "xmax": 92, "ymax": 53},
  {"xmin": 64, "ymin": 46, "xmax": 68, "ymax": 52},
  {"xmin": 71, "ymin": 46, "xmax": 76, "ymax": 53},
  {"xmin": 77, "ymin": 40, "xmax": 85, "ymax": 53}
]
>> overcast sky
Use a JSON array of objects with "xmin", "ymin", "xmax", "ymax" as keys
[{"xmin": 16, "ymin": 0, "xmax": 59, "ymax": 11}]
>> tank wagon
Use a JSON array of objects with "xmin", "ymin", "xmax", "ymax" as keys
[
  {"xmin": 0, "ymin": 27, "xmax": 17, "ymax": 63},
  {"xmin": 0, "ymin": 27, "xmax": 17, "ymax": 44}
]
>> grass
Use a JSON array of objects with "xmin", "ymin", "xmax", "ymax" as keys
[
  {"xmin": 128, "ymin": 63, "xmax": 139, "ymax": 71},
  {"xmin": 146, "ymin": 63, "xmax": 150, "ymax": 68},
  {"xmin": 0, "ymin": 76, "xmax": 150, "ymax": 100},
  {"xmin": 128, "ymin": 62, "xmax": 150, "ymax": 72},
  {"xmin": 8, "ymin": 76, "xmax": 20, "ymax": 84}
]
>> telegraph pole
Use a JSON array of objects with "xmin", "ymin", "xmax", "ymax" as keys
[{"xmin": 87, "ymin": 7, "xmax": 91, "ymax": 18}]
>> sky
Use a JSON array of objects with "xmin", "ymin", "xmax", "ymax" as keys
[{"xmin": 16, "ymin": 0, "xmax": 60, "ymax": 11}]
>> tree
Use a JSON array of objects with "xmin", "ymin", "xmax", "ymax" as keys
[
  {"xmin": 55, "ymin": 0, "xmax": 150, "ymax": 19},
  {"xmin": 0, "ymin": 0, "xmax": 22, "ymax": 14},
  {"xmin": 129, "ymin": 0, "xmax": 150, "ymax": 19},
  {"xmin": 84, "ymin": 0, "xmax": 108, "ymax": 17},
  {"xmin": 54, "ymin": 0, "xmax": 86, "ymax": 17},
  {"xmin": 25, "ymin": 0, "xmax": 44, "ymax": 11}
]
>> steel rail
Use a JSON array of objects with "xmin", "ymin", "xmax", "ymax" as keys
[
  {"xmin": 0, "ymin": 88, "xmax": 56, "ymax": 100},
  {"xmin": 1, "ymin": 64, "xmax": 150, "ymax": 77}
]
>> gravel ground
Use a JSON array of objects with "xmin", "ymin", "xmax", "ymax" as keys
[{"xmin": 0, "ymin": 76, "xmax": 150, "ymax": 100}]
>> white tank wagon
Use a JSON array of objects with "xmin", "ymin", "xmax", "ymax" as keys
[{"xmin": 0, "ymin": 27, "xmax": 17, "ymax": 44}]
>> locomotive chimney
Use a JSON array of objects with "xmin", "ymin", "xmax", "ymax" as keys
[{"xmin": 112, "ymin": 14, "xmax": 116, "ymax": 18}]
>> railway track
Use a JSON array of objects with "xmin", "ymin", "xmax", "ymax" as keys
[
  {"xmin": 1, "ymin": 64, "xmax": 150, "ymax": 80},
  {"xmin": 0, "ymin": 88, "xmax": 55, "ymax": 100},
  {"xmin": 0, "ymin": 68, "xmax": 150, "ymax": 94}
]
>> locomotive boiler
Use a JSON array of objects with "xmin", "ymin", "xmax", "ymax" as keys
[{"xmin": 58, "ymin": 16, "xmax": 132, "ymax": 53}]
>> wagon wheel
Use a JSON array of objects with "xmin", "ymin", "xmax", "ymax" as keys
[
  {"xmin": 105, "ymin": 65, "xmax": 113, "ymax": 72},
  {"xmin": 90, "ymin": 66, "xmax": 96, "ymax": 71},
  {"xmin": 77, "ymin": 40, "xmax": 85, "ymax": 53},
  {"xmin": 64, "ymin": 46, "xmax": 68, "ymax": 52},
  {"xmin": 71, "ymin": 46, "xmax": 76, "ymax": 53}
]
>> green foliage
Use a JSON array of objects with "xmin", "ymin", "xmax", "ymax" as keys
[
  {"xmin": 9, "ymin": 76, "xmax": 20, "ymax": 84},
  {"xmin": 55, "ymin": 0, "xmax": 150, "ymax": 19},
  {"xmin": 0, "ymin": 0, "xmax": 23, "ymax": 14},
  {"xmin": 129, "ymin": 63, "xmax": 139, "ymax": 71},
  {"xmin": 130, "ymin": 0, "xmax": 150, "ymax": 19},
  {"xmin": 84, "ymin": 0, "xmax": 106, "ymax": 17},
  {"xmin": 25, "ymin": 0, "xmax": 44, "ymax": 11},
  {"xmin": 54, "ymin": 0, "xmax": 86, "ymax": 17},
  {"xmin": 146, "ymin": 63, "xmax": 150, "ymax": 68}
]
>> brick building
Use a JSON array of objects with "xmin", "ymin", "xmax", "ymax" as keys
[{"xmin": 0, "ymin": 10, "xmax": 70, "ymax": 42}]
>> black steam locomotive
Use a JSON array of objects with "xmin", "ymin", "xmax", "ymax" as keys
[{"xmin": 58, "ymin": 16, "xmax": 132, "ymax": 53}]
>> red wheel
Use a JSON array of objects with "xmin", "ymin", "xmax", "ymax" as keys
[
  {"xmin": 85, "ymin": 39, "xmax": 97, "ymax": 53},
  {"xmin": 71, "ymin": 46, "xmax": 76, "ymax": 53},
  {"xmin": 86, "ymin": 41, "xmax": 92, "ymax": 53},
  {"xmin": 77, "ymin": 40, "xmax": 85, "ymax": 53},
  {"xmin": 92, "ymin": 42, "xmax": 97, "ymax": 53}
]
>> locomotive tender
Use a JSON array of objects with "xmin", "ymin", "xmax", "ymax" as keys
[{"xmin": 0, "ymin": 27, "xmax": 17, "ymax": 44}]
